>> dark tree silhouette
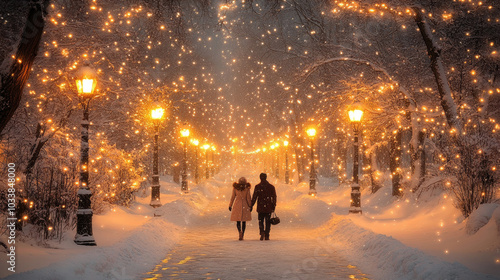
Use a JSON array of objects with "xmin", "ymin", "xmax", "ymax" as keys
[{"xmin": 0, "ymin": 0, "xmax": 50, "ymax": 135}]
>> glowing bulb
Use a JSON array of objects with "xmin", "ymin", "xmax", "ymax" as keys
[
  {"xmin": 151, "ymin": 108, "xmax": 164, "ymax": 120},
  {"xmin": 306, "ymin": 128, "xmax": 317, "ymax": 137},
  {"xmin": 348, "ymin": 109, "xmax": 363, "ymax": 122}
]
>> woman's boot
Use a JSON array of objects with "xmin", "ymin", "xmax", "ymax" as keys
[{"xmin": 238, "ymin": 231, "xmax": 243, "ymax": 241}]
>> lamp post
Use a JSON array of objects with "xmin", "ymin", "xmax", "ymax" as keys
[
  {"xmin": 270, "ymin": 144, "xmax": 276, "ymax": 177},
  {"xmin": 150, "ymin": 107, "xmax": 164, "ymax": 207},
  {"xmin": 284, "ymin": 140, "xmax": 290, "ymax": 184},
  {"xmin": 74, "ymin": 63, "xmax": 97, "ymax": 246},
  {"xmin": 348, "ymin": 109, "xmax": 363, "ymax": 214},
  {"xmin": 307, "ymin": 128, "xmax": 317, "ymax": 195},
  {"xmin": 180, "ymin": 128, "xmax": 190, "ymax": 193},
  {"xmin": 262, "ymin": 147, "xmax": 267, "ymax": 173},
  {"xmin": 211, "ymin": 146, "xmax": 216, "ymax": 177},
  {"xmin": 202, "ymin": 144, "xmax": 210, "ymax": 179},
  {"xmin": 274, "ymin": 143, "xmax": 280, "ymax": 179},
  {"xmin": 192, "ymin": 139, "xmax": 200, "ymax": 184},
  {"xmin": 231, "ymin": 137, "xmax": 238, "ymax": 164}
]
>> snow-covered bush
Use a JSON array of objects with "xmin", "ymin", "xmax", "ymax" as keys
[
  {"xmin": 446, "ymin": 124, "xmax": 499, "ymax": 218},
  {"xmin": 465, "ymin": 203, "xmax": 499, "ymax": 235},
  {"xmin": 88, "ymin": 134, "xmax": 142, "ymax": 211}
]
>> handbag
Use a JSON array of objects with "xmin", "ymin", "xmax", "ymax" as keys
[{"xmin": 269, "ymin": 212, "xmax": 280, "ymax": 225}]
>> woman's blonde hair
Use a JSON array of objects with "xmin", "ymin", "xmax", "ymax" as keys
[{"xmin": 238, "ymin": 177, "xmax": 247, "ymax": 184}]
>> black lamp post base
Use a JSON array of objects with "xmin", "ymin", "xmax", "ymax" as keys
[
  {"xmin": 181, "ymin": 178, "xmax": 188, "ymax": 193},
  {"xmin": 309, "ymin": 178, "xmax": 317, "ymax": 195},
  {"xmin": 348, "ymin": 208, "xmax": 362, "ymax": 214},
  {"xmin": 150, "ymin": 184, "xmax": 162, "ymax": 207},
  {"xmin": 349, "ymin": 183, "xmax": 362, "ymax": 214},
  {"xmin": 74, "ymin": 235, "xmax": 96, "ymax": 246}
]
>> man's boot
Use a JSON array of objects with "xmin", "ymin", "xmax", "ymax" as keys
[
  {"xmin": 260, "ymin": 233, "xmax": 264, "ymax": 241},
  {"xmin": 265, "ymin": 234, "xmax": 270, "ymax": 240}
]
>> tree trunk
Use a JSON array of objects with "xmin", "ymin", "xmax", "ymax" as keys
[
  {"xmin": 413, "ymin": 7, "xmax": 462, "ymax": 134},
  {"xmin": 0, "ymin": 1, "xmax": 49, "ymax": 135},
  {"xmin": 295, "ymin": 145, "xmax": 305, "ymax": 183},
  {"xmin": 24, "ymin": 109, "xmax": 71, "ymax": 176},
  {"xmin": 391, "ymin": 129, "xmax": 402, "ymax": 196},
  {"xmin": 369, "ymin": 149, "xmax": 382, "ymax": 193},
  {"xmin": 25, "ymin": 123, "xmax": 49, "ymax": 176},
  {"xmin": 410, "ymin": 130, "xmax": 426, "ymax": 191},
  {"xmin": 362, "ymin": 140, "xmax": 370, "ymax": 183},
  {"xmin": 336, "ymin": 138, "xmax": 346, "ymax": 185}
]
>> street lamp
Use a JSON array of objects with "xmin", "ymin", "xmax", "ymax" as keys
[
  {"xmin": 307, "ymin": 127, "xmax": 317, "ymax": 195},
  {"xmin": 348, "ymin": 108, "xmax": 363, "ymax": 214},
  {"xmin": 231, "ymin": 137, "xmax": 238, "ymax": 163},
  {"xmin": 180, "ymin": 128, "xmax": 190, "ymax": 193},
  {"xmin": 270, "ymin": 144, "xmax": 276, "ymax": 178},
  {"xmin": 262, "ymin": 147, "xmax": 267, "ymax": 172},
  {"xmin": 211, "ymin": 146, "xmax": 216, "ymax": 177},
  {"xmin": 150, "ymin": 107, "xmax": 164, "ymax": 207},
  {"xmin": 203, "ymin": 144, "xmax": 210, "ymax": 179},
  {"xmin": 74, "ymin": 63, "xmax": 97, "ymax": 246},
  {"xmin": 191, "ymin": 139, "xmax": 200, "ymax": 184},
  {"xmin": 274, "ymin": 143, "xmax": 280, "ymax": 179},
  {"xmin": 284, "ymin": 140, "xmax": 290, "ymax": 184}
]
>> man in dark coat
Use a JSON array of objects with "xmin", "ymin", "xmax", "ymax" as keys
[{"xmin": 251, "ymin": 173, "xmax": 277, "ymax": 240}]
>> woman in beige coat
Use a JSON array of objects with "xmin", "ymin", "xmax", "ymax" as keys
[{"xmin": 228, "ymin": 177, "xmax": 252, "ymax": 240}]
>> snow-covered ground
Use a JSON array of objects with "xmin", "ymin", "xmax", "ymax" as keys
[
  {"xmin": 299, "ymin": 176, "xmax": 500, "ymax": 277},
  {"xmin": 1, "ymin": 166, "xmax": 499, "ymax": 279}
]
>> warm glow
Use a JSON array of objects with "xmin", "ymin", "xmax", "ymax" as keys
[
  {"xmin": 192, "ymin": 139, "xmax": 199, "ymax": 146},
  {"xmin": 306, "ymin": 128, "xmax": 317, "ymax": 137},
  {"xmin": 151, "ymin": 108, "xmax": 164, "ymax": 120},
  {"xmin": 203, "ymin": 144, "xmax": 210, "ymax": 150},
  {"xmin": 76, "ymin": 78, "xmax": 96, "ymax": 95},
  {"xmin": 180, "ymin": 128, "xmax": 190, "ymax": 137},
  {"xmin": 284, "ymin": 140, "xmax": 289, "ymax": 147},
  {"xmin": 348, "ymin": 109, "xmax": 363, "ymax": 122}
]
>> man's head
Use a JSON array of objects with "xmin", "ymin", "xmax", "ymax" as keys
[{"xmin": 259, "ymin": 173, "xmax": 267, "ymax": 181}]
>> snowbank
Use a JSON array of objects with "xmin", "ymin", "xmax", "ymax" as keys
[
  {"xmin": 266, "ymin": 175, "xmax": 498, "ymax": 279},
  {"xmin": 3, "ymin": 218, "xmax": 181, "ymax": 280},
  {"xmin": 466, "ymin": 203, "xmax": 499, "ymax": 235},
  {"xmin": 1, "ymin": 177, "xmax": 220, "ymax": 280},
  {"xmin": 318, "ymin": 216, "xmax": 496, "ymax": 280}
]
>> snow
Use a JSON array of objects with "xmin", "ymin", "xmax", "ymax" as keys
[
  {"xmin": 465, "ymin": 203, "xmax": 499, "ymax": 235},
  {"xmin": 1, "ymin": 167, "xmax": 499, "ymax": 279}
]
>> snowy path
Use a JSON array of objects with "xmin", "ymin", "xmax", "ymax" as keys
[{"xmin": 142, "ymin": 198, "xmax": 370, "ymax": 280}]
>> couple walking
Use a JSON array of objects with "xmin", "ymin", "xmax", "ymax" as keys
[{"xmin": 228, "ymin": 173, "xmax": 277, "ymax": 241}]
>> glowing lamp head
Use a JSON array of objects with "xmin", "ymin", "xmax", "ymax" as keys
[
  {"xmin": 192, "ymin": 139, "xmax": 199, "ymax": 146},
  {"xmin": 203, "ymin": 144, "xmax": 210, "ymax": 150},
  {"xmin": 76, "ymin": 78, "xmax": 96, "ymax": 95},
  {"xmin": 180, "ymin": 128, "xmax": 190, "ymax": 138},
  {"xmin": 151, "ymin": 108, "xmax": 164, "ymax": 120},
  {"xmin": 284, "ymin": 140, "xmax": 289, "ymax": 147},
  {"xmin": 348, "ymin": 109, "xmax": 363, "ymax": 122},
  {"xmin": 307, "ymin": 128, "xmax": 317, "ymax": 138},
  {"xmin": 75, "ymin": 62, "xmax": 97, "ymax": 95}
]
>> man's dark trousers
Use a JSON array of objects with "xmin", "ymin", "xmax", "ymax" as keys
[{"xmin": 258, "ymin": 212, "xmax": 272, "ymax": 237}]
